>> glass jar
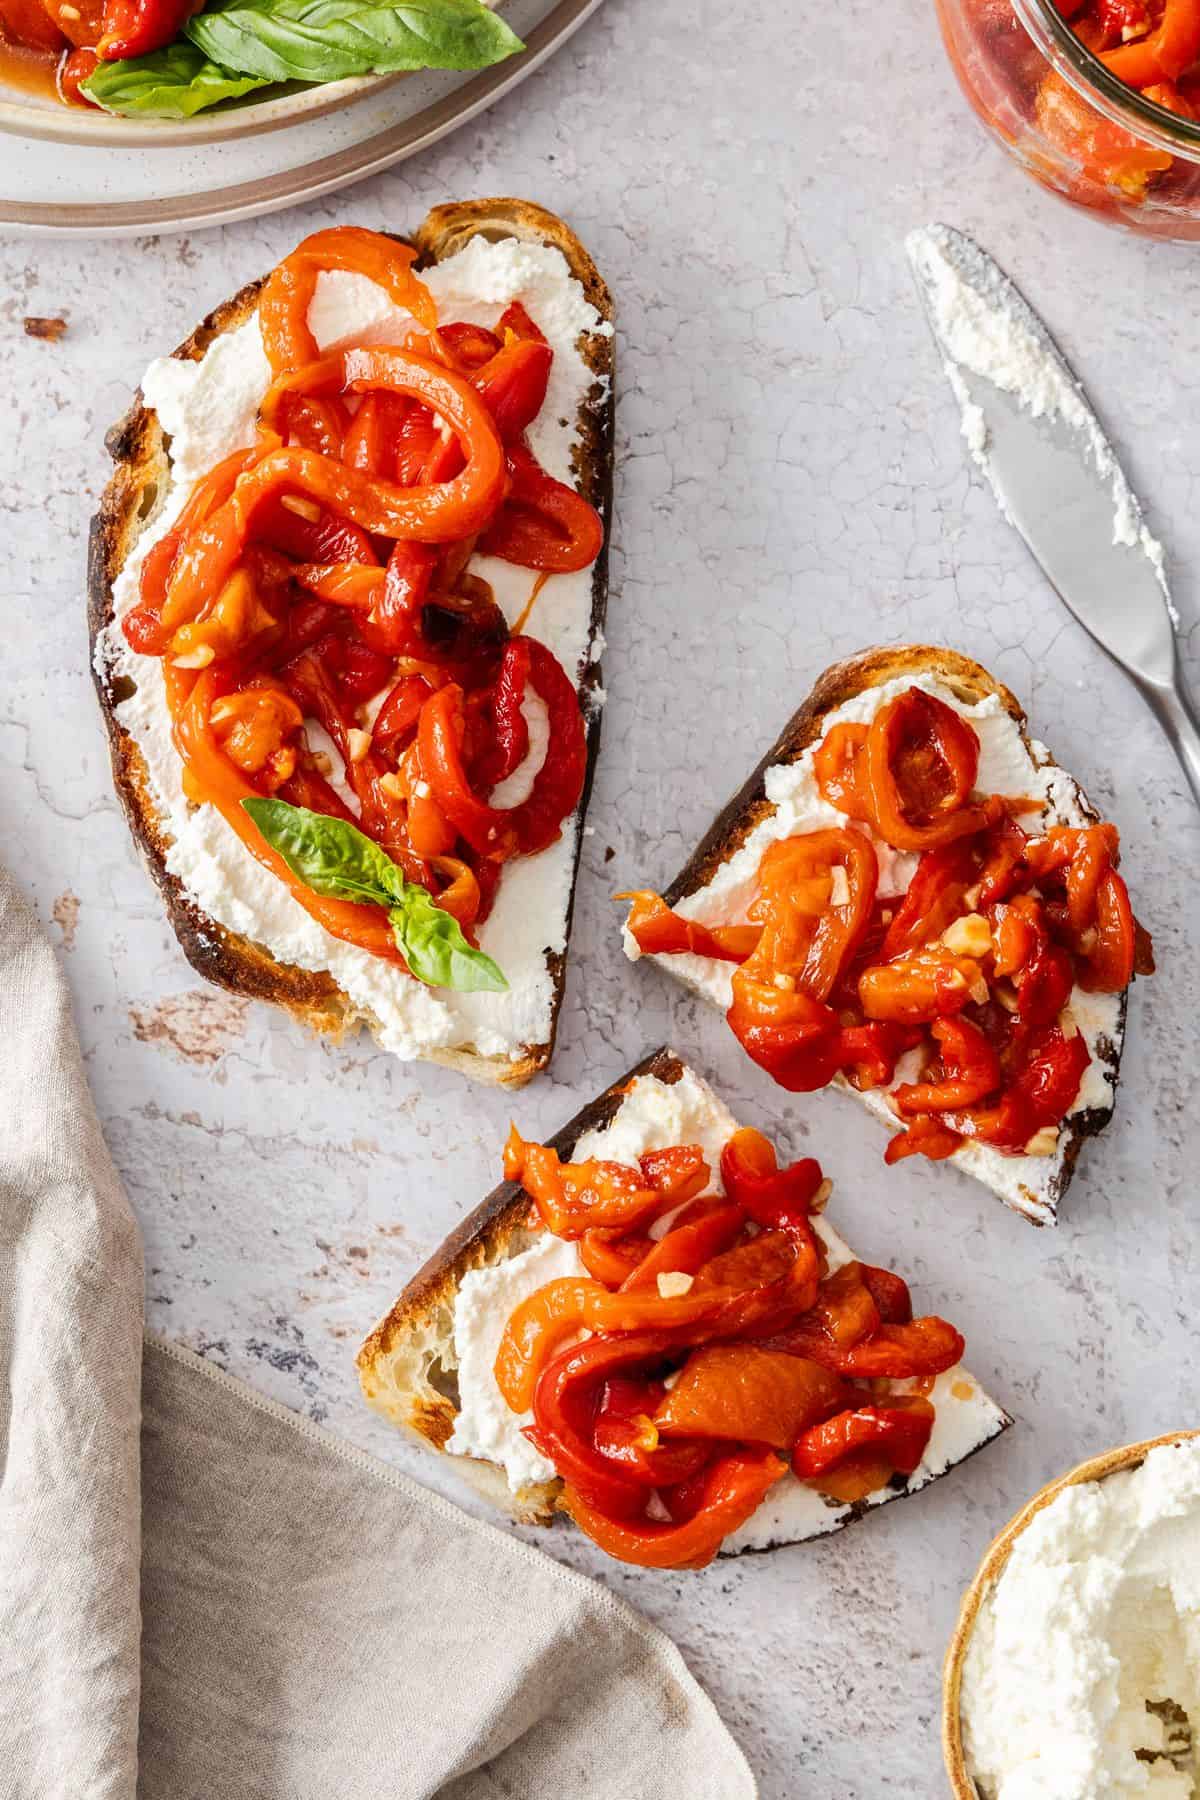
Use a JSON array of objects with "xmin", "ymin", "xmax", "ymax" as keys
[{"xmin": 936, "ymin": 0, "xmax": 1200, "ymax": 238}]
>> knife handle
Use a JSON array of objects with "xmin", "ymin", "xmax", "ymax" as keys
[{"xmin": 1139, "ymin": 660, "xmax": 1200, "ymax": 813}]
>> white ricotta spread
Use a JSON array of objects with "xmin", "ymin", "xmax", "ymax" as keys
[
  {"xmin": 623, "ymin": 674, "xmax": 1124, "ymax": 1225},
  {"xmin": 96, "ymin": 238, "xmax": 612, "ymax": 1063},
  {"xmin": 906, "ymin": 224, "xmax": 1170, "ymax": 605},
  {"xmin": 962, "ymin": 1438, "xmax": 1200, "ymax": 1799},
  {"xmin": 444, "ymin": 1065, "xmax": 1009, "ymax": 1543}
]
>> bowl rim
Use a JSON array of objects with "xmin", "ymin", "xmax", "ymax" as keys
[
  {"xmin": 1016, "ymin": 0, "xmax": 1200, "ymax": 160},
  {"xmin": 0, "ymin": 69, "xmax": 398, "ymax": 147},
  {"xmin": 941, "ymin": 1428, "xmax": 1200, "ymax": 1799}
]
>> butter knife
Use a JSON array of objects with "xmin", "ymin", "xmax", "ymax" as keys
[{"xmin": 906, "ymin": 222, "xmax": 1200, "ymax": 810}]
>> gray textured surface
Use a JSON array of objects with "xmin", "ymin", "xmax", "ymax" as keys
[{"xmin": 3, "ymin": 0, "xmax": 1200, "ymax": 1791}]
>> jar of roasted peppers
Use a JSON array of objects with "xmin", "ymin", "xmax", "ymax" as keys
[{"xmin": 937, "ymin": 0, "xmax": 1200, "ymax": 236}]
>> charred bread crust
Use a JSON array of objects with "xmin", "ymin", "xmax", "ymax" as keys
[
  {"xmin": 358, "ymin": 1042, "xmax": 1012, "ymax": 1545},
  {"xmin": 357, "ymin": 1046, "xmax": 683, "ymax": 1524},
  {"xmin": 88, "ymin": 199, "xmax": 614, "ymax": 1088},
  {"xmin": 660, "ymin": 645, "xmax": 1128, "ymax": 1224}
]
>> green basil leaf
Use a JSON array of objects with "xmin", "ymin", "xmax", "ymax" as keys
[
  {"xmin": 389, "ymin": 889, "xmax": 508, "ymax": 993},
  {"xmin": 187, "ymin": 0, "xmax": 523, "ymax": 85},
  {"xmin": 80, "ymin": 41, "xmax": 270, "ymax": 116},
  {"xmin": 242, "ymin": 798, "xmax": 399, "ymax": 906},
  {"xmin": 242, "ymin": 797, "xmax": 507, "ymax": 992}
]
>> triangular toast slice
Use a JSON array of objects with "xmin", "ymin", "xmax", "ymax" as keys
[
  {"xmin": 622, "ymin": 647, "xmax": 1139, "ymax": 1225},
  {"xmin": 358, "ymin": 1048, "xmax": 1009, "ymax": 1556}
]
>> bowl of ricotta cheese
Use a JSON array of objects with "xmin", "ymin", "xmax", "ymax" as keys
[{"xmin": 944, "ymin": 1431, "xmax": 1200, "ymax": 1799}]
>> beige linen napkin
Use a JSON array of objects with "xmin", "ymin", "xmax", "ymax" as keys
[{"xmin": 0, "ymin": 864, "xmax": 755, "ymax": 1800}]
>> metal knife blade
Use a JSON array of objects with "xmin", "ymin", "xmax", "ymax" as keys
[{"xmin": 906, "ymin": 223, "xmax": 1200, "ymax": 808}]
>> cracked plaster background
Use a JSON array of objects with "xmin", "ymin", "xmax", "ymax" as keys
[{"xmin": 3, "ymin": 0, "xmax": 1200, "ymax": 1791}]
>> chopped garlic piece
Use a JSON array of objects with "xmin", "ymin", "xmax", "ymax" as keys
[
  {"xmin": 657, "ymin": 1271, "xmax": 694, "ymax": 1298},
  {"xmin": 943, "ymin": 912, "xmax": 993, "ymax": 957},
  {"xmin": 346, "ymin": 728, "xmax": 371, "ymax": 764},
  {"xmin": 280, "ymin": 494, "xmax": 321, "ymax": 522}
]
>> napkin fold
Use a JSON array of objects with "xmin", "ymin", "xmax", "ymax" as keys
[{"xmin": 0, "ymin": 864, "xmax": 755, "ymax": 1800}]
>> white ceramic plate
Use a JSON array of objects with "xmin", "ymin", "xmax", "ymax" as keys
[{"xmin": 0, "ymin": 0, "xmax": 600, "ymax": 233}]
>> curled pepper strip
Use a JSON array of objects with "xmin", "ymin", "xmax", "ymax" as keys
[
  {"xmin": 257, "ymin": 227, "xmax": 437, "ymax": 375},
  {"xmin": 559, "ymin": 1446, "xmax": 786, "ymax": 1569},
  {"xmin": 479, "ymin": 441, "xmax": 605, "ymax": 573},
  {"xmin": 719, "ymin": 1127, "xmax": 824, "ymax": 1232},
  {"xmin": 771, "ymin": 1313, "xmax": 966, "ymax": 1378},
  {"xmin": 863, "ymin": 688, "xmax": 1000, "ymax": 851},
  {"xmin": 621, "ymin": 891, "xmax": 761, "ymax": 963},
  {"xmin": 894, "ymin": 1016, "xmax": 1001, "ymax": 1115},
  {"xmin": 172, "ymin": 670, "xmax": 402, "ymax": 963},
  {"xmin": 419, "ymin": 637, "xmax": 587, "ymax": 860},
  {"xmin": 791, "ymin": 1397, "xmax": 935, "ymax": 1484},
  {"xmin": 159, "ymin": 354, "xmax": 507, "ymax": 640}
]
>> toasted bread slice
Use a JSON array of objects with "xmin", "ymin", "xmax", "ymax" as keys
[
  {"xmin": 358, "ymin": 1048, "xmax": 1011, "ymax": 1551},
  {"xmin": 88, "ymin": 200, "xmax": 614, "ymax": 1089},
  {"xmin": 633, "ymin": 646, "xmax": 1130, "ymax": 1225}
]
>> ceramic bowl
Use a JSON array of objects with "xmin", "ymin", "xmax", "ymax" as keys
[{"xmin": 942, "ymin": 1429, "xmax": 1200, "ymax": 1797}]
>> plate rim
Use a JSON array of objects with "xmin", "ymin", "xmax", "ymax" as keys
[
  {"xmin": 0, "ymin": 71, "xmax": 399, "ymax": 149},
  {"xmin": 0, "ymin": 0, "xmax": 595, "ymax": 183}
]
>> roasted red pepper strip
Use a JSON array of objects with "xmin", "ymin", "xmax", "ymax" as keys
[
  {"xmin": 173, "ymin": 671, "xmax": 403, "ymax": 963},
  {"xmin": 654, "ymin": 1345, "xmax": 848, "ymax": 1448},
  {"xmin": 578, "ymin": 1231, "xmax": 650, "ymax": 1287},
  {"xmin": 1102, "ymin": 0, "xmax": 1200, "ymax": 82},
  {"xmin": 479, "ymin": 441, "xmax": 604, "ymax": 573},
  {"xmin": 858, "ymin": 946, "xmax": 983, "ymax": 1024},
  {"xmin": 894, "ymin": 1016, "xmax": 1002, "ymax": 1115},
  {"xmin": 592, "ymin": 1379, "xmax": 710, "ymax": 1486},
  {"xmin": 863, "ymin": 688, "xmax": 1000, "ymax": 851},
  {"xmin": 880, "ymin": 840, "xmax": 979, "ymax": 958},
  {"xmin": 860, "ymin": 1264, "xmax": 913, "ymax": 1324},
  {"xmin": 792, "ymin": 1398, "xmax": 935, "ymax": 1481},
  {"xmin": 97, "ymin": 0, "xmax": 192, "ymax": 58},
  {"xmin": 257, "ymin": 228, "xmax": 437, "ymax": 375},
  {"xmin": 719, "ymin": 1128, "xmax": 824, "ymax": 1232},
  {"xmin": 559, "ymin": 1448, "xmax": 786, "ymax": 1569},
  {"xmin": 769, "ymin": 1314, "xmax": 965, "ymax": 1378},
  {"xmin": 473, "ymin": 337, "xmax": 554, "ymax": 445},
  {"xmin": 802, "ymin": 1263, "xmax": 881, "ymax": 1348},
  {"xmin": 884, "ymin": 1116, "xmax": 963, "ymax": 1166},
  {"xmin": 1079, "ymin": 869, "xmax": 1137, "ymax": 993},
  {"xmin": 418, "ymin": 638, "xmax": 586, "ymax": 859},
  {"xmin": 527, "ymin": 1335, "xmax": 672, "ymax": 1519},
  {"xmin": 621, "ymin": 891, "xmax": 760, "ymax": 962},
  {"xmin": 619, "ymin": 1203, "xmax": 745, "ymax": 1292},
  {"xmin": 504, "ymin": 1128, "xmax": 669, "ymax": 1238}
]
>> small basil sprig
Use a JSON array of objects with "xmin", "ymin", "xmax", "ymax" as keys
[
  {"xmin": 80, "ymin": 40, "xmax": 269, "ymax": 115},
  {"xmin": 188, "ymin": 0, "xmax": 523, "ymax": 83},
  {"xmin": 243, "ymin": 797, "xmax": 507, "ymax": 994},
  {"xmin": 81, "ymin": 0, "xmax": 522, "ymax": 119}
]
